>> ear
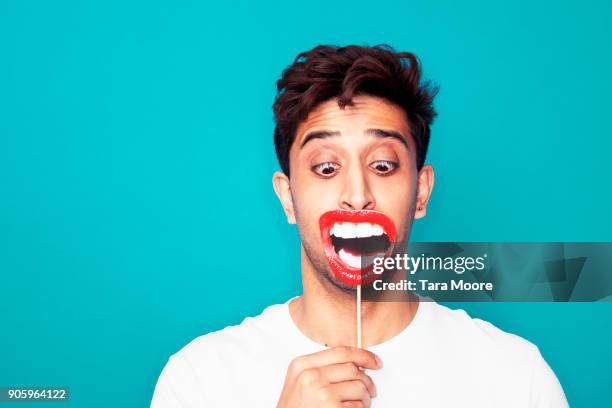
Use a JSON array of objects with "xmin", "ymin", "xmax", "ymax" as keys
[
  {"xmin": 414, "ymin": 164, "xmax": 434, "ymax": 219},
  {"xmin": 272, "ymin": 171, "xmax": 296, "ymax": 224}
]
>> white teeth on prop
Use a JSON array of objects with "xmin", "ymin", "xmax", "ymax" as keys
[
  {"xmin": 356, "ymin": 223, "xmax": 371, "ymax": 238},
  {"xmin": 343, "ymin": 223, "xmax": 357, "ymax": 238},
  {"xmin": 371, "ymin": 224, "xmax": 383, "ymax": 236},
  {"xmin": 338, "ymin": 249, "xmax": 386, "ymax": 269},
  {"xmin": 338, "ymin": 248, "xmax": 362, "ymax": 269},
  {"xmin": 331, "ymin": 222, "xmax": 385, "ymax": 239}
]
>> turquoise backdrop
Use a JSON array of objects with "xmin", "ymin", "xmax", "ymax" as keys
[{"xmin": 1, "ymin": 0, "xmax": 611, "ymax": 406}]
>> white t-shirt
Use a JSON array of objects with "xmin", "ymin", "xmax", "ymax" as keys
[{"xmin": 151, "ymin": 298, "xmax": 568, "ymax": 407}]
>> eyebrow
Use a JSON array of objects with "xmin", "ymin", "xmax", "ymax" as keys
[
  {"xmin": 299, "ymin": 128, "xmax": 410, "ymax": 150},
  {"xmin": 365, "ymin": 128, "xmax": 410, "ymax": 150},
  {"xmin": 299, "ymin": 130, "xmax": 341, "ymax": 148}
]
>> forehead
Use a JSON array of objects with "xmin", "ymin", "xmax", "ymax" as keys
[{"xmin": 295, "ymin": 95, "xmax": 411, "ymax": 142}]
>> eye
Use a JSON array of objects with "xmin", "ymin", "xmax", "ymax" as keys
[
  {"xmin": 369, "ymin": 160, "xmax": 398, "ymax": 175},
  {"xmin": 312, "ymin": 162, "xmax": 340, "ymax": 177}
]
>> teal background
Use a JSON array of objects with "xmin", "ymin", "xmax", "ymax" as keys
[{"xmin": 1, "ymin": 0, "xmax": 611, "ymax": 406}]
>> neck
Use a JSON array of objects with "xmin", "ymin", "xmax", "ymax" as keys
[{"xmin": 289, "ymin": 249, "xmax": 419, "ymax": 348}]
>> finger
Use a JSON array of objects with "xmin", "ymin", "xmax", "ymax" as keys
[
  {"xmin": 327, "ymin": 380, "xmax": 371, "ymax": 405},
  {"xmin": 289, "ymin": 346, "xmax": 382, "ymax": 375},
  {"xmin": 320, "ymin": 363, "xmax": 377, "ymax": 398}
]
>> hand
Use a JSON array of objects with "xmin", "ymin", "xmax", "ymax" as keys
[{"xmin": 276, "ymin": 346, "xmax": 382, "ymax": 408}]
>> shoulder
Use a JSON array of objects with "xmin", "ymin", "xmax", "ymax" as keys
[
  {"xmin": 422, "ymin": 301, "xmax": 541, "ymax": 361},
  {"xmin": 151, "ymin": 301, "xmax": 291, "ymax": 407},
  {"xmin": 420, "ymin": 301, "xmax": 568, "ymax": 406},
  {"xmin": 177, "ymin": 301, "xmax": 289, "ymax": 361}
]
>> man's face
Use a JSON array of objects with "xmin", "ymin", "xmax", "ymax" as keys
[{"xmin": 274, "ymin": 95, "xmax": 433, "ymax": 290}]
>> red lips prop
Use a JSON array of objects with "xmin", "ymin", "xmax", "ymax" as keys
[{"xmin": 319, "ymin": 210, "xmax": 397, "ymax": 286}]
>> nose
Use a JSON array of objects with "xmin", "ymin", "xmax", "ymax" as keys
[{"xmin": 339, "ymin": 164, "xmax": 376, "ymax": 211}]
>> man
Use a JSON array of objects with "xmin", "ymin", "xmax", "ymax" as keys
[{"xmin": 151, "ymin": 45, "xmax": 568, "ymax": 407}]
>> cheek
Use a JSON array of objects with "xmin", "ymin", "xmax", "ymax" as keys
[
  {"xmin": 371, "ymin": 164, "xmax": 417, "ymax": 200},
  {"xmin": 293, "ymin": 164, "xmax": 344, "ymax": 201},
  {"xmin": 291, "ymin": 176, "xmax": 340, "ymax": 229},
  {"xmin": 370, "ymin": 172, "xmax": 417, "ymax": 227},
  {"xmin": 374, "ymin": 183, "xmax": 415, "ymax": 213}
]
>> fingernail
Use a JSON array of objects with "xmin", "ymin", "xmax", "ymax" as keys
[{"xmin": 375, "ymin": 354, "xmax": 383, "ymax": 368}]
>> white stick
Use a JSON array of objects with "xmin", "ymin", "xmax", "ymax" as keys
[{"xmin": 357, "ymin": 284, "xmax": 362, "ymax": 348}]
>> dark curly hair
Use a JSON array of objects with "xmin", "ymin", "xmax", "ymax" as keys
[{"xmin": 273, "ymin": 44, "xmax": 438, "ymax": 176}]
